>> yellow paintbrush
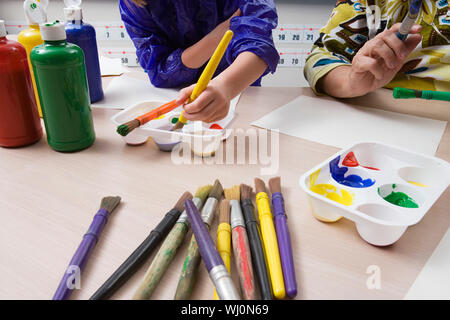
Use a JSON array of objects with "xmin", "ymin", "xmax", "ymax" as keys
[{"xmin": 173, "ymin": 30, "xmax": 234, "ymax": 131}]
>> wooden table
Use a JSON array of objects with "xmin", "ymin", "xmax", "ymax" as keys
[{"xmin": 0, "ymin": 71, "xmax": 449, "ymax": 300}]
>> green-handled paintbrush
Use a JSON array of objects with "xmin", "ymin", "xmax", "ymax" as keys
[
  {"xmin": 132, "ymin": 185, "xmax": 212, "ymax": 300},
  {"xmin": 393, "ymin": 87, "xmax": 450, "ymax": 102},
  {"xmin": 174, "ymin": 179, "xmax": 224, "ymax": 300}
]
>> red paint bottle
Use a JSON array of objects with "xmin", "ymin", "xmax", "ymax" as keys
[{"xmin": 0, "ymin": 20, "xmax": 42, "ymax": 147}]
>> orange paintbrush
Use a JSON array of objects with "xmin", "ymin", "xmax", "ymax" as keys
[{"xmin": 117, "ymin": 99, "xmax": 179, "ymax": 136}]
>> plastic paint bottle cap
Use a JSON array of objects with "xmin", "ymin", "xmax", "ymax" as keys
[
  {"xmin": 40, "ymin": 21, "xmax": 67, "ymax": 41},
  {"xmin": 64, "ymin": 7, "xmax": 83, "ymax": 21},
  {"xmin": 23, "ymin": 0, "xmax": 48, "ymax": 25},
  {"xmin": 0, "ymin": 20, "xmax": 6, "ymax": 37},
  {"xmin": 64, "ymin": 0, "xmax": 83, "ymax": 21},
  {"xmin": 36, "ymin": 0, "xmax": 49, "ymax": 8},
  {"xmin": 64, "ymin": 0, "xmax": 82, "ymax": 7}
]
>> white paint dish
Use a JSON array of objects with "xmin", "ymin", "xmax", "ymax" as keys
[
  {"xmin": 299, "ymin": 142, "xmax": 450, "ymax": 246},
  {"xmin": 110, "ymin": 100, "xmax": 237, "ymax": 154}
]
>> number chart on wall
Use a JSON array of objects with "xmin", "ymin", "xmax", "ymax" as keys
[
  {"xmin": 102, "ymin": 48, "xmax": 140, "ymax": 67},
  {"xmin": 276, "ymin": 49, "xmax": 311, "ymax": 68},
  {"xmin": 5, "ymin": 21, "xmax": 321, "ymax": 69},
  {"xmin": 272, "ymin": 24, "xmax": 322, "ymax": 44}
]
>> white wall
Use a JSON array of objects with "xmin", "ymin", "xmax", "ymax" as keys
[{"xmin": 0, "ymin": 0, "xmax": 336, "ymax": 87}]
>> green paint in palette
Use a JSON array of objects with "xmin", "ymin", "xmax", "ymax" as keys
[{"xmin": 379, "ymin": 184, "xmax": 419, "ymax": 208}]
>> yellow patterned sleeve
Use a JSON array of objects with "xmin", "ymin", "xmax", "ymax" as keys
[{"xmin": 304, "ymin": 0, "xmax": 369, "ymax": 94}]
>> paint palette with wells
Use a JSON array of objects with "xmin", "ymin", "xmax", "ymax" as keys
[
  {"xmin": 111, "ymin": 101, "xmax": 237, "ymax": 155},
  {"xmin": 299, "ymin": 142, "xmax": 450, "ymax": 246}
]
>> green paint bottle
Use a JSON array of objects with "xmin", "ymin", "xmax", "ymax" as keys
[{"xmin": 31, "ymin": 21, "xmax": 95, "ymax": 152}]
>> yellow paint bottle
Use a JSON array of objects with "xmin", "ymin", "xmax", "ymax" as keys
[{"xmin": 18, "ymin": 0, "xmax": 48, "ymax": 118}]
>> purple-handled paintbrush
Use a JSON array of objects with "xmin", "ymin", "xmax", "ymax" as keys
[
  {"xmin": 269, "ymin": 177, "xmax": 297, "ymax": 298},
  {"xmin": 52, "ymin": 196, "xmax": 121, "ymax": 300},
  {"xmin": 184, "ymin": 198, "xmax": 240, "ymax": 300}
]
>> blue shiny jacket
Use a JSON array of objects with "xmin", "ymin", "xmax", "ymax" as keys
[{"xmin": 119, "ymin": 0, "xmax": 279, "ymax": 88}]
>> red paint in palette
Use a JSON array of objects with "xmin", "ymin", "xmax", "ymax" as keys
[
  {"xmin": 343, "ymin": 152, "xmax": 379, "ymax": 171},
  {"xmin": 209, "ymin": 123, "xmax": 223, "ymax": 130}
]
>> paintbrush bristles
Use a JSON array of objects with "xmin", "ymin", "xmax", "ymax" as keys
[
  {"xmin": 174, "ymin": 192, "xmax": 193, "ymax": 212},
  {"xmin": 208, "ymin": 179, "xmax": 224, "ymax": 200},
  {"xmin": 224, "ymin": 185, "xmax": 240, "ymax": 201},
  {"xmin": 219, "ymin": 200, "xmax": 230, "ymax": 224},
  {"xmin": 194, "ymin": 185, "xmax": 213, "ymax": 204},
  {"xmin": 254, "ymin": 178, "xmax": 267, "ymax": 194},
  {"xmin": 117, "ymin": 119, "xmax": 140, "ymax": 136},
  {"xmin": 268, "ymin": 177, "xmax": 281, "ymax": 194},
  {"xmin": 240, "ymin": 184, "xmax": 252, "ymax": 201},
  {"xmin": 172, "ymin": 121, "xmax": 184, "ymax": 131},
  {"xmin": 100, "ymin": 196, "xmax": 122, "ymax": 213}
]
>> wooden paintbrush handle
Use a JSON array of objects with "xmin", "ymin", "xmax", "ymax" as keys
[
  {"xmin": 241, "ymin": 199, "xmax": 272, "ymax": 300},
  {"xmin": 136, "ymin": 100, "xmax": 178, "ymax": 125},
  {"xmin": 133, "ymin": 222, "xmax": 188, "ymax": 300},
  {"xmin": 232, "ymin": 225, "xmax": 256, "ymax": 300},
  {"xmin": 174, "ymin": 230, "xmax": 207, "ymax": 300}
]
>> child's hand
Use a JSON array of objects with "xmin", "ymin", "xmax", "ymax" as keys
[
  {"xmin": 176, "ymin": 80, "xmax": 231, "ymax": 123},
  {"xmin": 347, "ymin": 23, "xmax": 422, "ymax": 96}
]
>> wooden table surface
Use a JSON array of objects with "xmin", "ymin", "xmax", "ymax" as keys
[{"xmin": 0, "ymin": 70, "xmax": 449, "ymax": 300}]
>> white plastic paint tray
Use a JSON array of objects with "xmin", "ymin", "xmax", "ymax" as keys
[
  {"xmin": 111, "ymin": 100, "xmax": 237, "ymax": 155},
  {"xmin": 299, "ymin": 142, "xmax": 450, "ymax": 246}
]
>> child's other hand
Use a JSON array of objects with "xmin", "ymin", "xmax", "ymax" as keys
[
  {"xmin": 348, "ymin": 23, "xmax": 422, "ymax": 96},
  {"xmin": 176, "ymin": 80, "xmax": 231, "ymax": 123}
]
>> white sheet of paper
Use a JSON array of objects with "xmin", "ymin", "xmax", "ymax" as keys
[
  {"xmin": 251, "ymin": 95, "xmax": 447, "ymax": 155},
  {"xmin": 99, "ymin": 56, "xmax": 130, "ymax": 77},
  {"xmin": 92, "ymin": 76, "xmax": 179, "ymax": 109},
  {"xmin": 405, "ymin": 228, "xmax": 450, "ymax": 299}
]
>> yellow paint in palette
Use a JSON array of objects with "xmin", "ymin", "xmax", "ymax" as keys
[
  {"xmin": 309, "ymin": 184, "xmax": 353, "ymax": 206},
  {"xmin": 309, "ymin": 169, "xmax": 354, "ymax": 222},
  {"xmin": 408, "ymin": 181, "xmax": 428, "ymax": 187},
  {"xmin": 309, "ymin": 169, "xmax": 320, "ymax": 186}
]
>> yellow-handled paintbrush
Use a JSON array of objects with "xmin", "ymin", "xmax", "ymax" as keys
[{"xmin": 173, "ymin": 30, "xmax": 234, "ymax": 131}]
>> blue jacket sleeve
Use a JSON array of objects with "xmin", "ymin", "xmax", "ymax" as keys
[
  {"xmin": 119, "ymin": 1, "xmax": 199, "ymax": 88},
  {"xmin": 228, "ymin": 0, "xmax": 279, "ymax": 75}
]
